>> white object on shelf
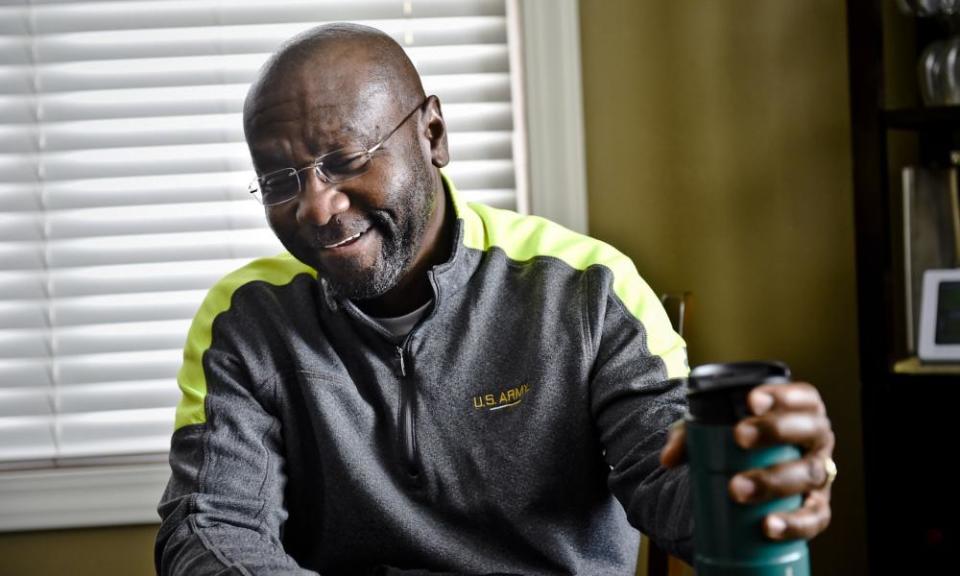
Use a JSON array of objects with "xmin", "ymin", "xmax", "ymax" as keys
[{"xmin": 919, "ymin": 268, "xmax": 960, "ymax": 362}]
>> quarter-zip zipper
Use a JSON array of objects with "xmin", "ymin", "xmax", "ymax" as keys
[
  {"xmin": 394, "ymin": 272, "xmax": 441, "ymax": 482},
  {"xmin": 396, "ymin": 345, "xmax": 407, "ymax": 377},
  {"xmin": 396, "ymin": 344, "xmax": 419, "ymax": 478}
]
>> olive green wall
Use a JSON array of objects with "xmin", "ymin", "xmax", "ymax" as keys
[
  {"xmin": 579, "ymin": 1, "xmax": 866, "ymax": 575},
  {"xmin": 0, "ymin": 524, "xmax": 157, "ymax": 575},
  {"xmin": 0, "ymin": 2, "xmax": 866, "ymax": 575}
]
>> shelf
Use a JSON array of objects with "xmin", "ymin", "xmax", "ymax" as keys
[
  {"xmin": 893, "ymin": 356, "xmax": 960, "ymax": 374},
  {"xmin": 883, "ymin": 106, "xmax": 960, "ymax": 131}
]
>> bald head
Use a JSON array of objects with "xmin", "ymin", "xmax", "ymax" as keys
[
  {"xmin": 244, "ymin": 23, "xmax": 425, "ymax": 139},
  {"xmin": 241, "ymin": 22, "xmax": 451, "ymax": 311}
]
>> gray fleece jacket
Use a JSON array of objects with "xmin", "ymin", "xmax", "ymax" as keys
[{"xmin": 155, "ymin": 176, "xmax": 694, "ymax": 575}]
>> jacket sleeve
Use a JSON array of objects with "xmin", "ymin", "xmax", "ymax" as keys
[
  {"xmin": 587, "ymin": 263, "xmax": 695, "ymax": 565},
  {"xmin": 155, "ymin": 342, "xmax": 318, "ymax": 575}
]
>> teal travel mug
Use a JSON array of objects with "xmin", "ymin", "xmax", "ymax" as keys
[{"xmin": 684, "ymin": 361, "xmax": 810, "ymax": 576}]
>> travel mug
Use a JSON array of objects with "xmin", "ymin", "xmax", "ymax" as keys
[{"xmin": 684, "ymin": 361, "xmax": 810, "ymax": 576}]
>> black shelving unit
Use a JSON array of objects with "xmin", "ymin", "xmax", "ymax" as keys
[
  {"xmin": 884, "ymin": 106, "xmax": 960, "ymax": 129},
  {"xmin": 846, "ymin": 1, "xmax": 959, "ymax": 574}
]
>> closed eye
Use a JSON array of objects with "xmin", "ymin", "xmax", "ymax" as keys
[{"xmin": 323, "ymin": 150, "xmax": 370, "ymax": 174}]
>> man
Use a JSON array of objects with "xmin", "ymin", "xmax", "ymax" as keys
[{"xmin": 156, "ymin": 23, "xmax": 835, "ymax": 575}]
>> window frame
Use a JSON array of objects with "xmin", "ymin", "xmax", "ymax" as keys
[{"xmin": 0, "ymin": 0, "xmax": 587, "ymax": 533}]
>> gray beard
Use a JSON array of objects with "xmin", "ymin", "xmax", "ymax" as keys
[
  {"xmin": 320, "ymin": 161, "xmax": 436, "ymax": 306},
  {"xmin": 321, "ymin": 221, "xmax": 417, "ymax": 302}
]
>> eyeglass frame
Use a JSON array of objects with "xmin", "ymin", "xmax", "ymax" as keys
[{"xmin": 248, "ymin": 96, "xmax": 431, "ymax": 206}]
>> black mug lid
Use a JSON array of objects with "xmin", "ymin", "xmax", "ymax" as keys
[{"xmin": 685, "ymin": 361, "xmax": 791, "ymax": 424}]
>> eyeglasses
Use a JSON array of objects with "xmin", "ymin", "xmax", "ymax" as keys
[{"xmin": 248, "ymin": 97, "xmax": 429, "ymax": 206}]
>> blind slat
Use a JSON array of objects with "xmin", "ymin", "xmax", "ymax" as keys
[
  {"xmin": 3, "ymin": 144, "xmax": 510, "ymax": 199},
  {"xmin": 0, "ymin": 389, "xmax": 53, "ymax": 418},
  {"xmin": 58, "ymin": 349, "xmax": 181, "ymax": 386},
  {"xmin": 23, "ymin": 18, "xmax": 507, "ymax": 64},
  {"xmin": 1, "ymin": 323, "xmax": 191, "ymax": 359},
  {"xmin": 55, "ymin": 290, "xmax": 206, "ymax": 326},
  {"xmin": 1, "ymin": 229, "xmax": 283, "ymax": 271},
  {"xmin": 0, "ymin": 36, "xmax": 29, "ymax": 65},
  {"xmin": 2, "ymin": 129, "xmax": 512, "ymax": 180},
  {"xmin": 57, "ymin": 320, "xmax": 191, "ymax": 356},
  {"xmin": 0, "ymin": 331, "xmax": 49, "ymax": 359},
  {"xmin": 43, "ymin": 173, "xmax": 251, "ymax": 210},
  {"xmin": 0, "ymin": 0, "xmax": 521, "ymax": 465},
  {"xmin": 58, "ymin": 407, "xmax": 174, "ymax": 458},
  {"xmin": 0, "ymin": 184, "xmax": 43, "ymax": 211},
  {"xmin": 1, "ymin": 97, "xmax": 512, "ymax": 135},
  {"xmin": 0, "ymin": 212, "xmax": 42, "ymax": 241},
  {"xmin": 1, "ymin": 292, "xmax": 205, "ymax": 329},
  {"xmin": 49, "ymin": 229, "xmax": 283, "ymax": 269},
  {"xmin": 442, "ymin": 159, "xmax": 515, "ymax": 190},
  {"xmin": 0, "ymin": 300, "xmax": 48, "ymax": 329},
  {"xmin": 59, "ymin": 380, "xmax": 182, "ymax": 413},
  {"xmin": 0, "ymin": 359, "xmax": 52, "ymax": 389},
  {"xmin": 3, "ymin": 162, "xmax": 510, "ymax": 213},
  {"xmin": 6, "ymin": 0, "xmax": 505, "ymax": 34},
  {"xmin": 0, "ymin": 73, "xmax": 510, "ymax": 124},
  {"xmin": 0, "ymin": 46, "xmax": 509, "ymax": 95},
  {"xmin": 0, "ymin": 417, "xmax": 56, "ymax": 462},
  {"xmin": 2, "ymin": 109, "xmax": 513, "ymax": 154},
  {"xmin": 0, "ymin": 258, "xmax": 262, "ymax": 300},
  {"xmin": 46, "ymin": 201, "xmax": 264, "ymax": 239}
]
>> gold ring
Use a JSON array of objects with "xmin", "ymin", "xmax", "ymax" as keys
[{"xmin": 822, "ymin": 456, "xmax": 837, "ymax": 488}]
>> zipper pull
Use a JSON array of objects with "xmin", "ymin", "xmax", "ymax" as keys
[{"xmin": 396, "ymin": 346, "xmax": 407, "ymax": 377}]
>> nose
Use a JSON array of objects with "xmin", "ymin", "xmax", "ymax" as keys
[{"xmin": 295, "ymin": 169, "xmax": 350, "ymax": 226}]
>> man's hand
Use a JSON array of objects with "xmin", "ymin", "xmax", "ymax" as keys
[{"xmin": 659, "ymin": 382, "xmax": 835, "ymax": 541}]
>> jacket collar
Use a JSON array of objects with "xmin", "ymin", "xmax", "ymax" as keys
[
  {"xmin": 320, "ymin": 171, "xmax": 485, "ymax": 315},
  {"xmin": 428, "ymin": 171, "xmax": 484, "ymax": 302}
]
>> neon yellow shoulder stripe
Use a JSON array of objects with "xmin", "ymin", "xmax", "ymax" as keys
[
  {"xmin": 174, "ymin": 253, "xmax": 316, "ymax": 430},
  {"xmin": 446, "ymin": 176, "xmax": 688, "ymax": 379}
]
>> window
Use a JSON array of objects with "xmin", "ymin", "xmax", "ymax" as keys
[{"xmin": 0, "ymin": 0, "xmax": 585, "ymax": 531}]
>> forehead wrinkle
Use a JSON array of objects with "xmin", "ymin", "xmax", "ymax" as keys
[
  {"xmin": 298, "ymin": 89, "xmax": 395, "ymax": 153},
  {"xmin": 297, "ymin": 103, "xmax": 361, "ymax": 157},
  {"xmin": 244, "ymin": 102, "xmax": 301, "ymax": 169},
  {"xmin": 245, "ymin": 89, "xmax": 304, "ymax": 144},
  {"xmin": 245, "ymin": 37, "xmax": 414, "ymax": 161}
]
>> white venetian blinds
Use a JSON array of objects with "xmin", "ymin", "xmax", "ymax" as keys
[{"xmin": 0, "ymin": 0, "xmax": 521, "ymax": 466}]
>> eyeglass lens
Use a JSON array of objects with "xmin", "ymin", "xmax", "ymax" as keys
[
  {"xmin": 250, "ymin": 97, "xmax": 427, "ymax": 206},
  {"xmin": 253, "ymin": 149, "xmax": 373, "ymax": 206}
]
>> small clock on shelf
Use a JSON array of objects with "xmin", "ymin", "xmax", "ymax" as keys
[{"xmin": 919, "ymin": 268, "xmax": 960, "ymax": 361}]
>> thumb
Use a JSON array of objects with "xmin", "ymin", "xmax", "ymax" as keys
[{"xmin": 660, "ymin": 419, "xmax": 688, "ymax": 468}]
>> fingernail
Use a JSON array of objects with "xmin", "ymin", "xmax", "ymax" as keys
[
  {"xmin": 667, "ymin": 421, "xmax": 683, "ymax": 439},
  {"xmin": 752, "ymin": 392, "xmax": 774, "ymax": 415},
  {"xmin": 736, "ymin": 423, "xmax": 758, "ymax": 447},
  {"xmin": 767, "ymin": 515, "xmax": 786, "ymax": 537},
  {"xmin": 731, "ymin": 476, "xmax": 755, "ymax": 502}
]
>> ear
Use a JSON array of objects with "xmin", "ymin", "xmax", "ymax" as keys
[{"xmin": 422, "ymin": 95, "xmax": 449, "ymax": 168}]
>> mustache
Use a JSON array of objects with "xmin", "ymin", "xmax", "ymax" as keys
[{"xmin": 312, "ymin": 210, "xmax": 394, "ymax": 246}]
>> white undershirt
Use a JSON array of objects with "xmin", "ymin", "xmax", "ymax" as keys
[{"xmin": 364, "ymin": 299, "xmax": 434, "ymax": 339}]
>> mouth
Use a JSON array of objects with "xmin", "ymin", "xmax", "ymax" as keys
[
  {"xmin": 322, "ymin": 230, "xmax": 364, "ymax": 249},
  {"xmin": 319, "ymin": 225, "xmax": 373, "ymax": 250}
]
